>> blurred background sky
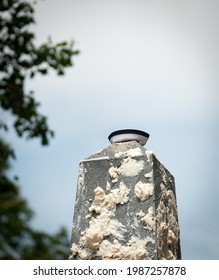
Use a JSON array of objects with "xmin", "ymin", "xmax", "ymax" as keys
[{"xmin": 6, "ymin": 0, "xmax": 219, "ymax": 259}]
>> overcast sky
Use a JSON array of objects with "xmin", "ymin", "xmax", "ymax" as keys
[{"xmin": 6, "ymin": 0, "xmax": 219, "ymax": 259}]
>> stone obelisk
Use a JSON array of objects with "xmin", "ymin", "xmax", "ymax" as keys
[{"xmin": 69, "ymin": 129, "xmax": 181, "ymax": 260}]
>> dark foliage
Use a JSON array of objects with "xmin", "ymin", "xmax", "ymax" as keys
[
  {"xmin": 0, "ymin": 0, "xmax": 79, "ymax": 259},
  {"xmin": 0, "ymin": 0, "xmax": 79, "ymax": 145}
]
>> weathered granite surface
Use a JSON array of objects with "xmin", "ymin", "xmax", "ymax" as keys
[{"xmin": 69, "ymin": 141, "xmax": 181, "ymax": 260}]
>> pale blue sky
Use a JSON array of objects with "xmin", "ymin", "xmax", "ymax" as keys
[{"xmin": 5, "ymin": 0, "xmax": 219, "ymax": 259}]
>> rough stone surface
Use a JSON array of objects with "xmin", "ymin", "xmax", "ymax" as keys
[{"xmin": 69, "ymin": 141, "xmax": 181, "ymax": 260}]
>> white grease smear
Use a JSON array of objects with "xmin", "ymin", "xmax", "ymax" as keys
[
  {"xmin": 115, "ymin": 147, "xmax": 143, "ymax": 158},
  {"xmin": 145, "ymin": 170, "xmax": 153, "ymax": 179},
  {"xmin": 138, "ymin": 206, "xmax": 155, "ymax": 231},
  {"xmin": 134, "ymin": 181, "xmax": 154, "ymax": 201},
  {"xmin": 73, "ymin": 183, "xmax": 130, "ymax": 259},
  {"xmin": 157, "ymin": 182, "xmax": 180, "ymax": 260},
  {"xmin": 120, "ymin": 158, "xmax": 144, "ymax": 177},
  {"xmin": 98, "ymin": 236, "xmax": 154, "ymax": 260},
  {"xmin": 145, "ymin": 150, "xmax": 155, "ymax": 161},
  {"xmin": 109, "ymin": 157, "xmax": 145, "ymax": 182}
]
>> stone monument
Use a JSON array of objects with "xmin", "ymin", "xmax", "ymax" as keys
[{"xmin": 69, "ymin": 129, "xmax": 181, "ymax": 260}]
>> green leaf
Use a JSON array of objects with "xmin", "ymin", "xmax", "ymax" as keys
[{"xmin": 56, "ymin": 41, "xmax": 67, "ymax": 47}]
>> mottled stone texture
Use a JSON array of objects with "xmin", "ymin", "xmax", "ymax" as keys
[{"xmin": 69, "ymin": 141, "xmax": 181, "ymax": 260}]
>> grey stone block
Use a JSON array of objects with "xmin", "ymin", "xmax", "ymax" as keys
[{"xmin": 69, "ymin": 141, "xmax": 181, "ymax": 260}]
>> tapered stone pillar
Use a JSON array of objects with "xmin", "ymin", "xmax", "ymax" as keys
[{"xmin": 69, "ymin": 130, "xmax": 181, "ymax": 260}]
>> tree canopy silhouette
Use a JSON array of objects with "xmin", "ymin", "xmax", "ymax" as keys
[
  {"xmin": 0, "ymin": 0, "xmax": 79, "ymax": 259},
  {"xmin": 0, "ymin": 0, "xmax": 79, "ymax": 145}
]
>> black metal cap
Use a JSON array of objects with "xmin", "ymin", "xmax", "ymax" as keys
[{"xmin": 108, "ymin": 129, "xmax": 150, "ymax": 146}]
